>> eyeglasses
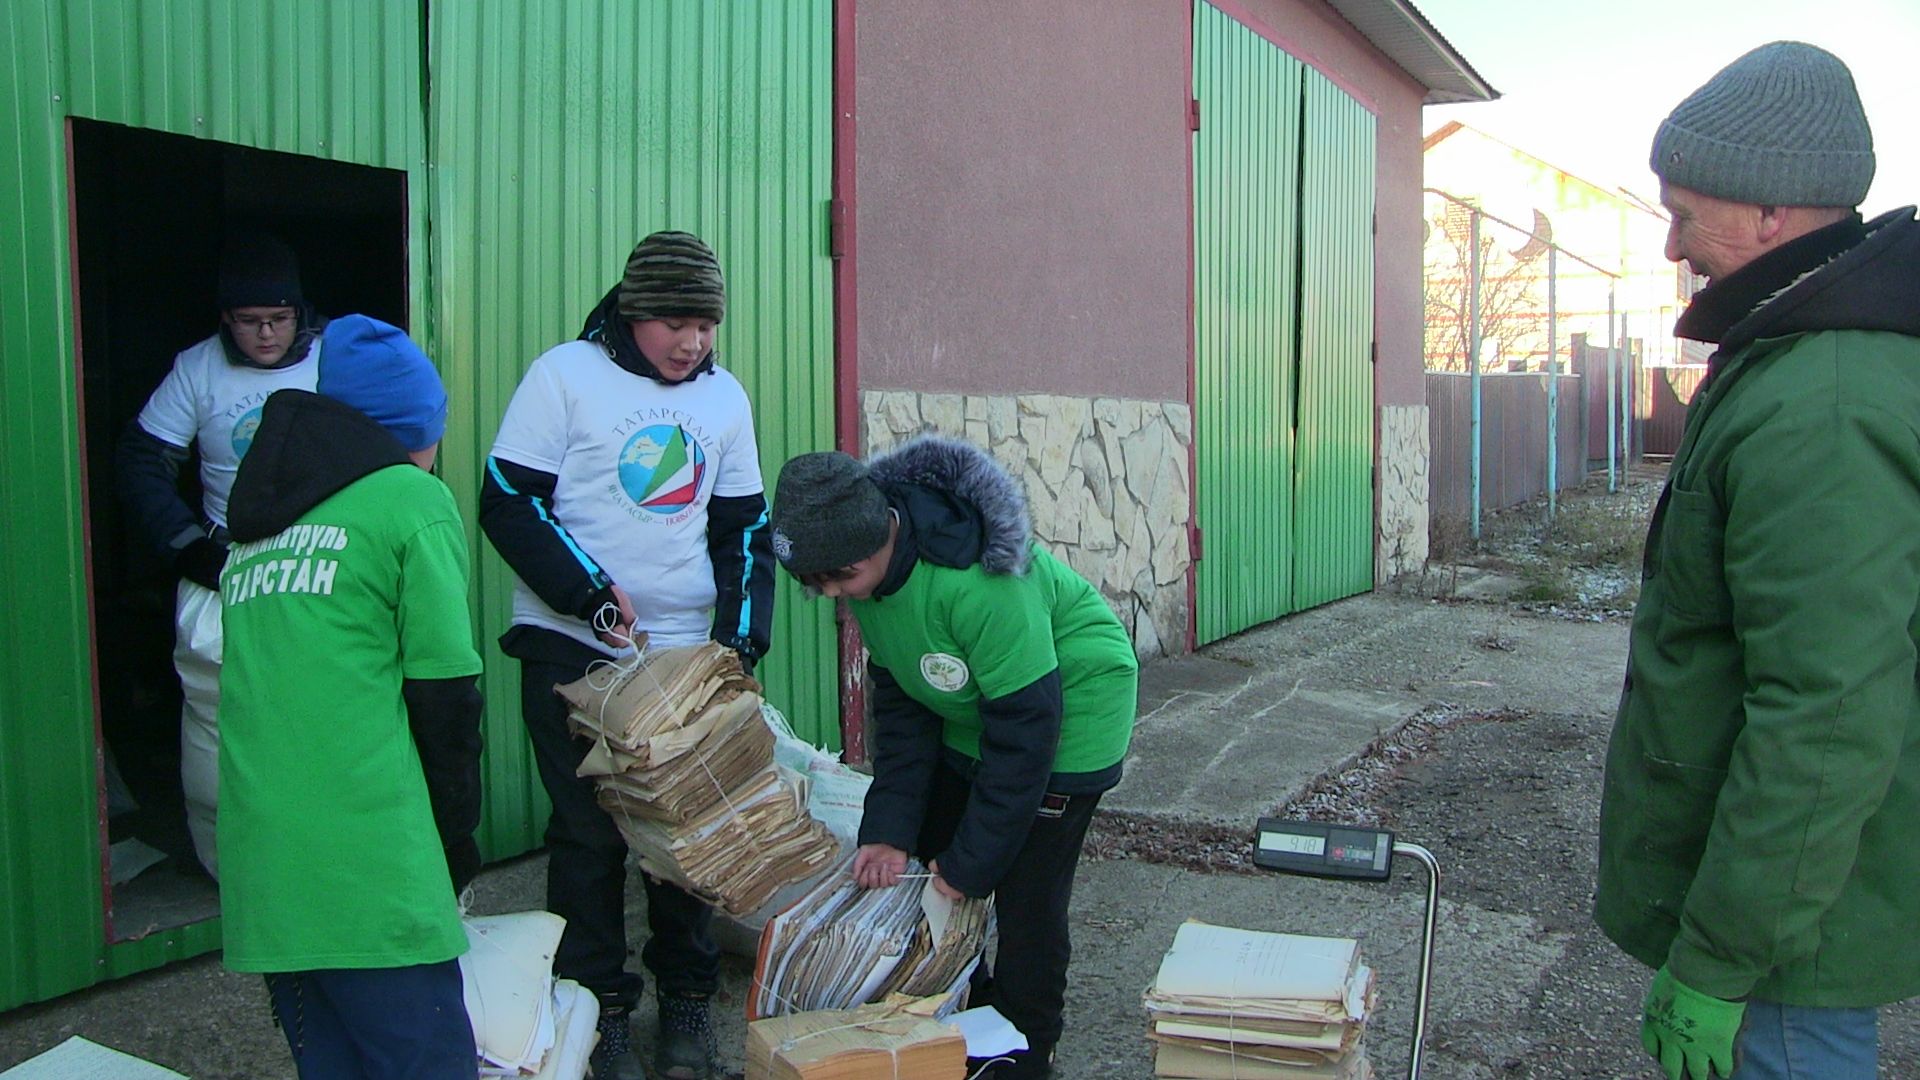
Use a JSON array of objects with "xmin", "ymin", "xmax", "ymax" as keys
[{"xmin": 230, "ymin": 313, "xmax": 298, "ymax": 336}]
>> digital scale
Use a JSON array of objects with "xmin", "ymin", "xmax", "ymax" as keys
[{"xmin": 1253, "ymin": 817, "xmax": 1440, "ymax": 1080}]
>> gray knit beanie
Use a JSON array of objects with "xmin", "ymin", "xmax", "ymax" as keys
[
  {"xmin": 618, "ymin": 230, "xmax": 726, "ymax": 323},
  {"xmin": 770, "ymin": 452, "xmax": 892, "ymax": 577},
  {"xmin": 1651, "ymin": 41, "xmax": 1874, "ymax": 207}
]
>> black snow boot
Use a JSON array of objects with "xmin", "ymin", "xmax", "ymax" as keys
[
  {"xmin": 589, "ymin": 1007, "xmax": 648, "ymax": 1080},
  {"xmin": 656, "ymin": 991, "xmax": 717, "ymax": 1079}
]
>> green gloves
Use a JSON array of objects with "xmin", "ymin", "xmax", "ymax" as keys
[{"xmin": 1641, "ymin": 965, "xmax": 1746, "ymax": 1079}]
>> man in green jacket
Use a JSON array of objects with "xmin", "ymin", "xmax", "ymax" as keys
[{"xmin": 1596, "ymin": 41, "xmax": 1920, "ymax": 1080}]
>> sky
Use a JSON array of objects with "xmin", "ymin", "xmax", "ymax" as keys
[{"xmin": 1415, "ymin": 0, "xmax": 1920, "ymax": 218}]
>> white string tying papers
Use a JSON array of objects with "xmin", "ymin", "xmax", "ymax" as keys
[{"xmin": 582, "ymin": 610, "xmax": 771, "ymax": 892}]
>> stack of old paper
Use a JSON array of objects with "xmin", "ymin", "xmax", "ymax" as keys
[
  {"xmin": 459, "ymin": 910, "xmax": 599, "ymax": 1080},
  {"xmin": 745, "ymin": 996, "xmax": 968, "ymax": 1080},
  {"xmin": 557, "ymin": 643, "xmax": 840, "ymax": 916},
  {"xmin": 751, "ymin": 858, "xmax": 991, "ymax": 1020},
  {"xmin": 1143, "ymin": 920, "xmax": 1375, "ymax": 1080}
]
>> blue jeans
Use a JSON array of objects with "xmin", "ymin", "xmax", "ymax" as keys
[
  {"xmin": 1734, "ymin": 999, "xmax": 1877, "ymax": 1080},
  {"xmin": 265, "ymin": 960, "xmax": 475, "ymax": 1080}
]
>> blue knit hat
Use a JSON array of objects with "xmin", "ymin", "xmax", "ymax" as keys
[{"xmin": 317, "ymin": 315, "xmax": 448, "ymax": 451}]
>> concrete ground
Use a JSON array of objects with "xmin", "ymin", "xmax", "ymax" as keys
[{"xmin": 0, "ymin": 577, "xmax": 1624, "ymax": 1079}]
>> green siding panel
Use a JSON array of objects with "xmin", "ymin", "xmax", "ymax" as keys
[
  {"xmin": 1293, "ymin": 72, "xmax": 1375, "ymax": 609},
  {"xmin": 1192, "ymin": 3, "xmax": 1376, "ymax": 646},
  {"xmin": 1192, "ymin": 2, "xmax": 1301, "ymax": 645},
  {"xmin": 0, "ymin": 0, "xmax": 424, "ymax": 1012},
  {"xmin": 427, "ymin": 0, "xmax": 838, "ymax": 856}
]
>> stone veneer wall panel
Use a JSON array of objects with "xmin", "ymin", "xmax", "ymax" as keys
[
  {"xmin": 1377, "ymin": 404, "xmax": 1428, "ymax": 581},
  {"xmin": 863, "ymin": 390, "xmax": 1192, "ymax": 659}
]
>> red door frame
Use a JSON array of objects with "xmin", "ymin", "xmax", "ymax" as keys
[{"xmin": 831, "ymin": 0, "xmax": 869, "ymax": 763}]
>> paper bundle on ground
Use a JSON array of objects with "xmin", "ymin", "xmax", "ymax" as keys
[
  {"xmin": 745, "ymin": 996, "xmax": 968, "ymax": 1080},
  {"xmin": 556, "ymin": 643, "xmax": 840, "ymax": 916},
  {"xmin": 1143, "ymin": 920, "xmax": 1374, "ymax": 1080},
  {"xmin": 751, "ymin": 857, "xmax": 990, "ymax": 1021},
  {"xmin": 459, "ymin": 910, "xmax": 597, "ymax": 1079}
]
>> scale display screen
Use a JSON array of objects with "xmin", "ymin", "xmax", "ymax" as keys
[
  {"xmin": 1253, "ymin": 818, "xmax": 1394, "ymax": 881},
  {"xmin": 1261, "ymin": 831, "xmax": 1326, "ymax": 857}
]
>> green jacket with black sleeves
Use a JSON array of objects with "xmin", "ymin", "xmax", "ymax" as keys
[
  {"xmin": 1595, "ymin": 208, "xmax": 1920, "ymax": 1007},
  {"xmin": 849, "ymin": 435, "xmax": 1137, "ymax": 899}
]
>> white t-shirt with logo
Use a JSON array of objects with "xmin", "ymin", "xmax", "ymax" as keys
[
  {"xmin": 136, "ymin": 335, "xmax": 322, "ymax": 529},
  {"xmin": 490, "ymin": 340, "xmax": 764, "ymax": 653}
]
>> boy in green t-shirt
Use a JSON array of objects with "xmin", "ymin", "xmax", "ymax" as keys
[
  {"xmin": 219, "ymin": 315, "xmax": 483, "ymax": 1080},
  {"xmin": 769, "ymin": 435, "xmax": 1138, "ymax": 1080}
]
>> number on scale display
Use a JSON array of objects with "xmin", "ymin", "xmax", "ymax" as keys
[{"xmin": 1259, "ymin": 831, "xmax": 1327, "ymax": 857}]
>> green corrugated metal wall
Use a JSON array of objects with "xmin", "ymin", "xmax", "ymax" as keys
[
  {"xmin": 427, "ymin": 0, "xmax": 837, "ymax": 858},
  {"xmin": 1192, "ymin": 1, "xmax": 1301, "ymax": 645},
  {"xmin": 0, "ymin": 0, "xmax": 833, "ymax": 1012},
  {"xmin": 1293, "ymin": 72, "xmax": 1376, "ymax": 609},
  {"xmin": 1192, "ymin": 1, "xmax": 1375, "ymax": 645},
  {"xmin": 0, "ymin": 0, "xmax": 427, "ymax": 1011}
]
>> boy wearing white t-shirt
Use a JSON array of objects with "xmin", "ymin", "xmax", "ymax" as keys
[
  {"xmin": 480, "ymin": 231, "xmax": 773, "ymax": 1080},
  {"xmin": 116, "ymin": 236, "xmax": 321, "ymax": 878}
]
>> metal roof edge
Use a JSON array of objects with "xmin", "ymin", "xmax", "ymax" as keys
[{"xmin": 1323, "ymin": 0, "xmax": 1499, "ymax": 105}]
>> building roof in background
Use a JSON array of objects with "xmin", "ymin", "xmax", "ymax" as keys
[
  {"xmin": 1424, "ymin": 120, "xmax": 1668, "ymax": 220},
  {"xmin": 1328, "ymin": 0, "xmax": 1498, "ymax": 104}
]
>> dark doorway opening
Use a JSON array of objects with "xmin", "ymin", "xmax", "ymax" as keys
[{"xmin": 69, "ymin": 118, "xmax": 410, "ymax": 940}]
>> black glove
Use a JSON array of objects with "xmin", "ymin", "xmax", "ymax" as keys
[
  {"xmin": 445, "ymin": 835, "xmax": 482, "ymax": 894},
  {"xmin": 174, "ymin": 537, "xmax": 229, "ymax": 591}
]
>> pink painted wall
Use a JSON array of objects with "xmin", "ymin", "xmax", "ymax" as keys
[
  {"xmin": 1218, "ymin": 0, "xmax": 1430, "ymax": 409},
  {"xmin": 853, "ymin": 0, "xmax": 1432, "ymax": 410},
  {"xmin": 853, "ymin": 0, "xmax": 1192, "ymax": 403}
]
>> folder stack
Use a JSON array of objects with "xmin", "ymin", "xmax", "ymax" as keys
[
  {"xmin": 557, "ymin": 642, "xmax": 840, "ymax": 916},
  {"xmin": 745, "ymin": 998, "xmax": 968, "ymax": 1080},
  {"xmin": 1143, "ymin": 920, "xmax": 1375, "ymax": 1080},
  {"xmin": 751, "ymin": 858, "xmax": 992, "ymax": 1020}
]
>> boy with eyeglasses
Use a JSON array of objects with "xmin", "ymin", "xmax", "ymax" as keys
[{"xmin": 116, "ymin": 234, "xmax": 324, "ymax": 879}]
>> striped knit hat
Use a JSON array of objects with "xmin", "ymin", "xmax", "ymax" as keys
[
  {"xmin": 617, "ymin": 230, "xmax": 726, "ymax": 324},
  {"xmin": 1651, "ymin": 41, "xmax": 1874, "ymax": 207}
]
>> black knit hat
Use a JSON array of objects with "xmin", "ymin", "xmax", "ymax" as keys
[
  {"xmin": 770, "ymin": 452, "xmax": 892, "ymax": 577},
  {"xmin": 618, "ymin": 230, "xmax": 726, "ymax": 324},
  {"xmin": 217, "ymin": 235, "xmax": 304, "ymax": 310},
  {"xmin": 1651, "ymin": 41, "xmax": 1875, "ymax": 207}
]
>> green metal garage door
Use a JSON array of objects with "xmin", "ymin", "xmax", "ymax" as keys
[{"xmin": 1193, "ymin": 1, "xmax": 1375, "ymax": 645}]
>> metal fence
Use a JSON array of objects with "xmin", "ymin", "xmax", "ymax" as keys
[
  {"xmin": 1429, "ymin": 371, "xmax": 1586, "ymax": 518},
  {"xmin": 1640, "ymin": 363, "xmax": 1708, "ymax": 457},
  {"xmin": 1424, "ymin": 189, "xmax": 1646, "ymax": 535}
]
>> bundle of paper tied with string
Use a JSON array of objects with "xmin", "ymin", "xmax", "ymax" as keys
[
  {"xmin": 745, "ymin": 993, "xmax": 969, "ymax": 1080},
  {"xmin": 751, "ymin": 856, "xmax": 993, "ymax": 1022},
  {"xmin": 556, "ymin": 637, "xmax": 840, "ymax": 916}
]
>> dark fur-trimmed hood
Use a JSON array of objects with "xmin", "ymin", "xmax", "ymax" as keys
[{"xmin": 869, "ymin": 434, "xmax": 1031, "ymax": 575}]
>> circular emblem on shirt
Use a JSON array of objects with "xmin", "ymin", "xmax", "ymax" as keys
[
  {"xmin": 920, "ymin": 652, "xmax": 971, "ymax": 693},
  {"xmin": 617, "ymin": 424, "xmax": 708, "ymax": 514},
  {"xmin": 231, "ymin": 406, "xmax": 264, "ymax": 457}
]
